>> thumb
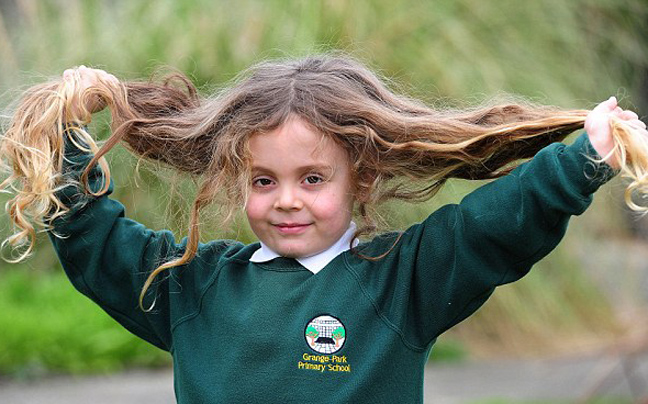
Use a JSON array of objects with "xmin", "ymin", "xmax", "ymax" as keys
[{"xmin": 595, "ymin": 96, "xmax": 617, "ymax": 113}]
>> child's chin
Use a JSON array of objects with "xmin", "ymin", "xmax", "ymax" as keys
[
  {"xmin": 276, "ymin": 244, "xmax": 319, "ymax": 259},
  {"xmin": 278, "ymin": 249, "xmax": 306, "ymax": 259}
]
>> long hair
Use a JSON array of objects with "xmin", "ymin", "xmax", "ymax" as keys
[{"xmin": 2, "ymin": 55, "xmax": 648, "ymax": 310}]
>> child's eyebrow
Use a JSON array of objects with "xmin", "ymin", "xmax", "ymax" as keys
[
  {"xmin": 251, "ymin": 164, "xmax": 335, "ymax": 175},
  {"xmin": 300, "ymin": 164, "xmax": 335, "ymax": 174}
]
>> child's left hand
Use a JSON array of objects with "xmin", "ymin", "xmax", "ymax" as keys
[{"xmin": 585, "ymin": 96, "xmax": 646, "ymax": 169}]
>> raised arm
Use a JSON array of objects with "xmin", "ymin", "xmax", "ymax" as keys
[
  {"xmin": 50, "ymin": 129, "xmax": 182, "ymax": 350},
  {"xmin": 396, "ymin": 130, "xmax": 619, "ymax": 347},
  {"xmin": 46, "ymin": 67, "xmax": 226, "ymax": 351},
  {"xmin": 354, "ymin": 99, "xmax": 648, "ymax": 349}
]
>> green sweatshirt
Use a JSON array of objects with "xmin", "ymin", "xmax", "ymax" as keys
[{"xmin": 49, "ymin": 131, "xmax": 616, "ymax": 403}]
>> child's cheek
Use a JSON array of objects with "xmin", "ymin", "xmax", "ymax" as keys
[
  {"xmin": 312, "ymin": 194, "xmax": 353, "ymax": 222},
  {"xmin": 244, "ymin": 196, "xmax": 266, "ymax": 222},
  {"xmin": 310, "ymin": 195, "xmax": 339, "ymax": 216}
]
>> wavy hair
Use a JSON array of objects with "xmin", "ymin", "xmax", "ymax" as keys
[{"xmin": 2, "ymin": 55, "xmax": 648, "ymax": 309}]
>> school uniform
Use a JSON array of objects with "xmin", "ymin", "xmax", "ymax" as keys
[{"xmin": 49, "ymin": 131, "xmax": 616, "ymax": 403}]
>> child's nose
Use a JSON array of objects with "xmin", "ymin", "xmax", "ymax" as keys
[{"xmin": 273, "ymin": 185, "xmax": 304, "ymax": 211}]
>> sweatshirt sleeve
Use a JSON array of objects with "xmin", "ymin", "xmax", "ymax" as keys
[
  {"xmin": 391, "ymin": 132, "xmax": 618, "ymax": 347},
  {"xmin": 48, "ymin": 131, "xmax": 189, "ymax": 351}
]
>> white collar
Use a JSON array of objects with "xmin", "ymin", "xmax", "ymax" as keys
[{"xmin": 249, "ymin": 222, "xmax": 359, "ymax": 274}]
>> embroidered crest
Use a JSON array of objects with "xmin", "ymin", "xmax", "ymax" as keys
[{"xmin": 304, "ymin": 315, "xmax": 346, "ymax": 354}]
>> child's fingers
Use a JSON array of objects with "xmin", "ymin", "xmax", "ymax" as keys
[
  {"xmin": 594, "ymin": 96, "xmax": 618, "ymax": 113},
  {"xmin": 63, "ymin": 65, "xmax": 110, "ymax": 80},
  {"xmin": 62, "ymin": 66, "xmax": 90, "ymax": 84},
  {"xmin": 63, "ymin": 69, "xmax": 74, "ymax": 81},
  {"xmin": 620, "ymin": 110, "xmax": 639, "ymax": 121},
  {"xmin": 585, "ymin": 97, "xmax": 618, "ymax": 134},
  {"xmin": 615, "ymin": 117, "xmax": 647, "ymax": 131},
  {"xmin": 62, "ymin": 66, "xmax": 120, "ymax": 94},
  {"xmin": 99, "ymin": 72, "xmax": 120, "ymax": 88},
  {"xmin": 105, "ymin": 73, "xmax": 119, "ymax": 86},
  {"xmin": 62, "ymin": 65, "xmax": 120, "ymax": 116}
]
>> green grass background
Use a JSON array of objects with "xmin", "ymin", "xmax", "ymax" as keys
[{"xmin": 1, "ymin": 0, "xmax": 648, "ymax": 377}]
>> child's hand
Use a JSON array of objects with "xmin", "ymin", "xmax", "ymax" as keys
[
  {"xmin": 62, "ymin": 65, "xmax": 120, "ymax": 118},
  {"xmin": 585, "ymin": 96, "xmax": 647, "ymax": 169}
]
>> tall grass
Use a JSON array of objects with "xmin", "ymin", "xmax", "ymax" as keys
[{"xmin": 1, "ymin": 0, "xmax": 648, "ymax": 372}]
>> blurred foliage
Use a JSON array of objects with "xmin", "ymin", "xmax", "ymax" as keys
[
  {"xmin": 1, "ymin": 0, "xmax": 648, "ymax": 374},
  {"xmin": 0, "ymin": 266, "xmax": 168, "ymax": 377}
]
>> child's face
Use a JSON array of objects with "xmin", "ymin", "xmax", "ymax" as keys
[{"xmin": 246, "ymin": 117, "xmax": 355, "ymax": 258}]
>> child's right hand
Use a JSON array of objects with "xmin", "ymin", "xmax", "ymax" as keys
[{"xmin": 62, "ymin": 65, "xmax": 120, "ymax": 118}]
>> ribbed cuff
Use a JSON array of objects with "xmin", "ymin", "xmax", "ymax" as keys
[{"xmin": 565, "ymin": 132, "xmax": 619, "ymax": 195}]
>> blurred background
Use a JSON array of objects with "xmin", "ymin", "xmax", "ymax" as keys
[{"xmin": 1, "ymin": 0, "xmax": 648, "ymax": 401}]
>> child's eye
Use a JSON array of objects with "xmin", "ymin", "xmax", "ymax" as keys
[
  {"xmin": 304, "ymin": 175, "xmax": 325, "ymax": 185},
  {"xmin": 253, "ymin": 177, "xmax": 274, "ymax": 187}
]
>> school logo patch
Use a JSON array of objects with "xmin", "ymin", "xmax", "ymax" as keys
[{"xmin": 304, "ymin": 315, "xmax": 346, "ymax": 354}]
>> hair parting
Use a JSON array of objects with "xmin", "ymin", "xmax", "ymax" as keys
[{"xmin": 2, "ymin": 55, "xmax": 648, "ymax": 311}]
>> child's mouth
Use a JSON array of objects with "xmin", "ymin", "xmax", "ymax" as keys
[{"xmin": 274, "ymin": 223, "xmax": 311, "ymax": 234}]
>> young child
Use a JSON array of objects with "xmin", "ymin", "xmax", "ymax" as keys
[{"xmin": 2, "ymin": 57, "xmax": 648, "ymax": 403}]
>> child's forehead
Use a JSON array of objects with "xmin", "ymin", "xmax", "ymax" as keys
[{"xmin": 248, "ymin": 117, "xmax": 348, "ymax": 162}]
